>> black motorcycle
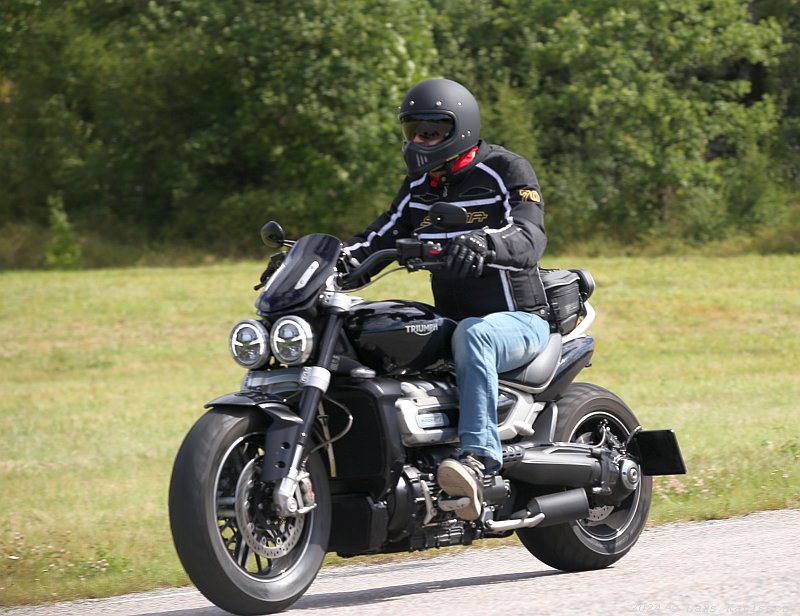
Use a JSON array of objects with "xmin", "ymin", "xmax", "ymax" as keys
[{"xmin": 168, "ymin": 203, "xmax": 686, "ymax": 615}]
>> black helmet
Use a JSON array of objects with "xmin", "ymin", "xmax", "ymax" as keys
[{"xmin": 399, "ymin": 78, "xmax": 481, "ymax": 177}]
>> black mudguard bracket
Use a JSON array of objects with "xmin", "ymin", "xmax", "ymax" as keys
[{"xmin": 204, "ymin": 391, "xmax": 302, "ymax": 482}]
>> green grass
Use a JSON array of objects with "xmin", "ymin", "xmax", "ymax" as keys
[{"xmin": 1, "ymin": 256, "xmax": 798, "ymax": 605}]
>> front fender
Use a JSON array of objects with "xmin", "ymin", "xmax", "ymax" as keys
[
  {"xmin": 205, "ymin": 391, "xmax": 302, "ymax": 425},
  {"xmin": 205, "ymin": 391, "xmax": 301, "ymax": 481}
]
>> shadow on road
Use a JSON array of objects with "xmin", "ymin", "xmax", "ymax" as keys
[
  {"xmin": 294, "ymin": 569, "xmax": 564, "ymax": 611},
  {"xmin": 137, "ymin": 569, "xmax": 563, "ymax": 615}
]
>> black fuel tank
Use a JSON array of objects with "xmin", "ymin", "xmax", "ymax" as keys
[{"xmin": 345, "ymin": 301, "xmax": 457, "ymax": 375}]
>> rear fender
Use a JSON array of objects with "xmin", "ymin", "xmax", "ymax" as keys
[
  {"xmin": 205, "ymin": 391, "xmax": 301, "ymax": 482},
  {"xmin": 536, "ymin": 337, "xmax": 595, "ymax": 402}
]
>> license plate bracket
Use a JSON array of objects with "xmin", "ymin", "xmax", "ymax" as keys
[{"xmin": 628, "ymin": 429, "xmax": 687, "ymax": 476}]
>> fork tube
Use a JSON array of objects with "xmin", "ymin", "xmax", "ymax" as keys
[
  {"xmin": 295, "ymin": 312, "xmax": 342, "ymax": 451},
  {"xmin": 267, "ymin": 311, "xmax": 344, "ymax": 514}
]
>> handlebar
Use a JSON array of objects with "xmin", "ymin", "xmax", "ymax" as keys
[
  {"xmin": 338, "ymin": 239, "xmax": 448, "ymax": 289},
  {"xmin": 344, "ymin": 248, "xmax": 399, "ymax": 283},
  {"xmin": 397, "ymin": 238, "xmax": 449, "ymax": 272}
]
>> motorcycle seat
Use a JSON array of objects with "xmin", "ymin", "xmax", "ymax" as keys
[{"xmin": 498, "ymin": 333, "xmax": 562, "ymax": 393}]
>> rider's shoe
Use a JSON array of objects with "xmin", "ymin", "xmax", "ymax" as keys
[{"xmin": 437, "ymin": 454, "xmax": 485, "ymax": 521}]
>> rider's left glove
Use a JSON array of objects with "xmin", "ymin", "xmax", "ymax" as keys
[
  {"xmin": 254, "ymin": 251, "xmax": 286, "ymax": 290},
  {"xmin": 446, "ymin": 231, "xmax": 494, "ymax": 279},
  {"xmin": 336, "ymin": 250, "xmax": 371, "ymax": 291}
]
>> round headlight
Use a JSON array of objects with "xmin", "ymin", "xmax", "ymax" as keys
[
  {"xmin": 229, "ymin": 320, "xmax": 270, "ymax": 369},
  {"xmin": 270, "ymin": 316, "xmax": 314, "ymax": 366}
]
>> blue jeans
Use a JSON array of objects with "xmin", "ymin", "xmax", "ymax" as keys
[{"xmin": 451, "ymin": 311, "xmax": 551, "ymax": 473}]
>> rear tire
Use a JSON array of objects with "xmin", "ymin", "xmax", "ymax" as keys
[
  {"xmin": 517, "ymin": 383, "xmax": 651, "ymax": 571},
  {"xmin": 169, "ymin": 408, "xmax": 330, "ymax": 615}
]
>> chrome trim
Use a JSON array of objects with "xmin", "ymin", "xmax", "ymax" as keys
[
  {"xmin": 319, "ymin": 291, "xmax": 354, "ymax": 312},
  {"xmin": 564, "ymin": 300, "xmax": 595, "ymax": 342},
  {"xmin": 299, "ymin": 366, "xmax": 331, "ymax": 393},
  {"xmin": 394, "ymin": 380, "xmax": 460, "ymax": 447},
  {"xmin": 485, "ymin": 513, "xmax": 545, "ymax": 532},
  {"xmin": 242, "ymin": 367, "xmax": 305, "ymax": 393},
  {"xmin": 270, "ymin": 316, "xmax": 314, "ymax": 366},
  {"xmin": 396, "ymin": 400, "xmax": 459, "ymax": 446},
  {"xmin": 229, "ymin": 320, "xmax": 270, "ymax": 369},
  {"xmin": 497, "ymin": 390, "xmax": 544, "ymax": 441}
]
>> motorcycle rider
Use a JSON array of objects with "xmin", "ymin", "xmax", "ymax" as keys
[{"xmin": 345, "ymin": 78, "xmax": 550, "ymax": 521}]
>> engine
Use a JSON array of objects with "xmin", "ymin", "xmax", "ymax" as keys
[
  {"xmin": 383, "ymin": 461, "xmax": 513, "ymax": 552},
  {"xmin": 392, "ymin": 377, "xmax": 519, "ymax": 447}
]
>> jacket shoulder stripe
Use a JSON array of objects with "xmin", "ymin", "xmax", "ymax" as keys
[
  {"xmin": 451, "ymin": 195, "xmax": 503, "ymax": 208},
  {"xmin": 476, "ymin": 163, "xmax": 513, "ymax": 223}
]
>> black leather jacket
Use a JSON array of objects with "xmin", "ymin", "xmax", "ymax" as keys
[{"xmin": 347, "ymin": 141, "xmax": 549, "ymax": 321}]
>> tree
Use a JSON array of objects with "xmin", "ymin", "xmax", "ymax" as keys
[
  {"xmin": 0, "ymin": 0, "xmax": 795, "ymax": 264},
  {"xmin": 432, "ymin": 0, "xmax": 784, "ymax": 247},
  {"xmin": 0, "ymin": 1, "xmax": 438, "ymax": 255}
]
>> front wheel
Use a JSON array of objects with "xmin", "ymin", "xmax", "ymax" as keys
[
  {"xmin": 517, "ymin": 383, "xmax": 652, "ymax": 571},
  {"xmin": 168, "ymin": 408, "xmax": 330, "ymax": 615}
]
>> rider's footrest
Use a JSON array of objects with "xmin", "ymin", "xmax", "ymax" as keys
[{"xmin": 628, "ymin": 429, "xmax": 687, "ymax": 476}]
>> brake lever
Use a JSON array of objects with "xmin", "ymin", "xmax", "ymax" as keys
[{"xmin": 405, "ymin": 259, "xmax": 447, "ymax": 272}]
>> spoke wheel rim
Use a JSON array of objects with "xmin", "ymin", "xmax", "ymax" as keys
[{"xmin": 213, "ymin": 431, "xmax": 312, "ymax": 581}]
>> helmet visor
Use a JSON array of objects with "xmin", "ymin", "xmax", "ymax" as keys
[{"xmin": 400, "ymin": 114, "xmax": 454, "ymax": 143}]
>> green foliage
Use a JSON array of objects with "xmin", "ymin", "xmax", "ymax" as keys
[
  {"xmin": 755, "ymin": 0, "xmax": 800, "ymax": 177},
  {"xmin": 44, "ymin": 194, "xmax": 84, "ymax": 270},
  {"xmin": 1, "ymin": 0, "xmax": 799, "ymax": 265},
  {"xmin": 1, "ymin": 0, "xmax": 437, "ymax": 250}
]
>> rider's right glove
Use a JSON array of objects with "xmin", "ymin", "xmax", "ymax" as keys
[{"xmin": 446, "ymin": 231, "xmax": 494, "ymax": 279}]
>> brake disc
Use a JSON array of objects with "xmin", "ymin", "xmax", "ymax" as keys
[
  {"xmin": 586, "ymin": 505, "xmax": 615, "ymax": 522},
  {"xmin": 235, "ymin": 459, "xmax": 306, "ymax": 558}
]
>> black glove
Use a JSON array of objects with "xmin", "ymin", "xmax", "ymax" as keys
[
  {"xmin": 446, "ymin": 232, "xmax": 493, "ymax": 278},
  {"xmin": 254, "ymin": 251, "xmax": 286, "ymax": 290}
]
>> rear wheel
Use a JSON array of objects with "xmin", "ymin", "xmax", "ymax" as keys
[
  {"xmin": 517, "ymin": 382, "xmax": 651, "ymax": 571},
  {"xmin": 169, "ymin": 408, "xmax": 330, "ymax": 615}
]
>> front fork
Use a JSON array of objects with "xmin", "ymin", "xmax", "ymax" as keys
[{"xmin": 264, "ymin": 293, "xmax": 350, "ymax": 516}]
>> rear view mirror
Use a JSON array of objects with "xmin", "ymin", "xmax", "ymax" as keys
[
  {"xmin": 427, "ymin": 202, "xmax": 468, "ymax": 229},
  {"xmin": 260, "ymin": 221, "xmax": 286, "ymax": 248}
]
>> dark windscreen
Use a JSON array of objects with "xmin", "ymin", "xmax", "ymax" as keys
[{"xmin": 255, "ymin": 233, "xmax": 341, "ymax": 314}]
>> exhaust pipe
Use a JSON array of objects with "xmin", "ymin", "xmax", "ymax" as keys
[
  {"xmin": 485, "ymin": 488, "xmax": 590, "ymax": 532},
  {"xmin": 501, "ymin": 443, "xmax": 602, "ymax": 487},
  {"xmin": 526, "ymin": 488, "xmax": 590, "ymax": 528}
]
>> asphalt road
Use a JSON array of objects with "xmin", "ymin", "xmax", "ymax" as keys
[{"xmin": 2, "ymin": 509, "xmax": 797, "ymax": 616}]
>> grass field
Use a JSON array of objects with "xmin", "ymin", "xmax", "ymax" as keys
[{"xmin": 1, "ymin": 255, "xmax": 798, "ymax": 605}]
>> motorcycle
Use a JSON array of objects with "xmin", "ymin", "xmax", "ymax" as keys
[{"xmin": 168, "ymin": 202, "xmax": 686, "ymax": 615}]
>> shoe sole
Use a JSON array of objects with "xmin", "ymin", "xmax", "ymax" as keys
[{"xmin": 437, "ymin": 460, "xmax": 481, "ymax": 521}]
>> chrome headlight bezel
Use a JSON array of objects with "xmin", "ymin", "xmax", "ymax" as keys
[
  {"xmin": 269, "ymin": 316, "xmax": 314, "ymax": 366},
  {"xmin": 229, "ymin": 319, "xmax": 271, "ymax": 369}
]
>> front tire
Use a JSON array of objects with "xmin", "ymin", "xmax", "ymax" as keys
[
  {"xmin": 169, "ymin": 408, "xmax": 330, "ymax": 615},
  {"xmin": 517, "ymin": 383, "xmax": 652, "ymax": 571}
]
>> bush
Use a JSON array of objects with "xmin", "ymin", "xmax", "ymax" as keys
[{"xmin": 44, "ymin": 194, "xmax": 83, "ymax": 270}]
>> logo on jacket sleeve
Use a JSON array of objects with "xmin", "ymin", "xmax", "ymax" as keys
[{"xmin": 519, "ymin": 189, "xmax": 541, "ymax": 203}]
